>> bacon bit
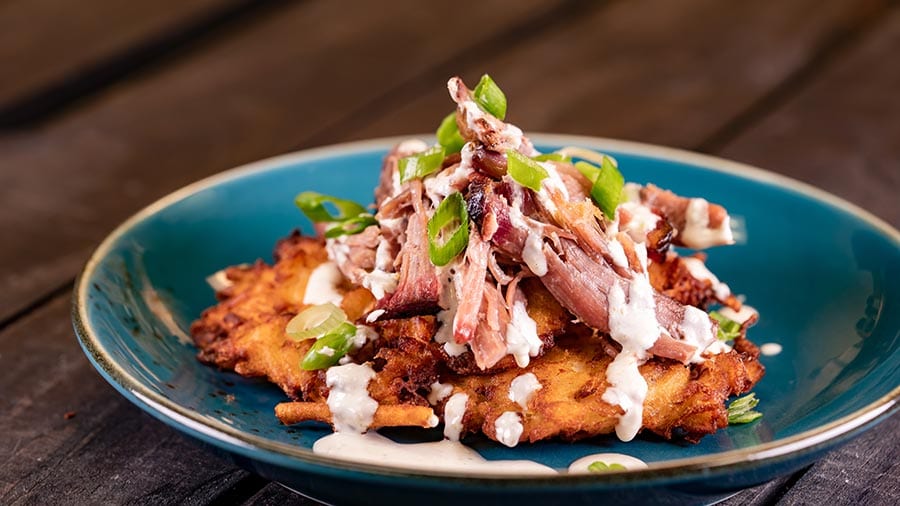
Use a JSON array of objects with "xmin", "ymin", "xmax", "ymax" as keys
[{"xmin": 63, "ymin": 411, "xmax": 76, "ymax": 420}]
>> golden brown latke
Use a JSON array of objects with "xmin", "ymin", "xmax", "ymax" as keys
[{"xmin": 191, "ymin": 232, "xmax": 764, "ymax": 444}]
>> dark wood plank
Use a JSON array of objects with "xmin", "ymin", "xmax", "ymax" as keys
[
  {"xmin": 344, "ymin": 0, "xmax": 888, "ymax": 147},
  {"xmin": 718, "ymin": 7, "xmax": 900, "ymax": 227},
  {"xmin": 0, "ymin": 0, "xmax": 885, "ymax": 324},
  {"xmin": 0, "ymin": 0, "xmax": 238, "ymax": 115},
  {"xmin": 0, "ymin": 0, "xmax": 566, "ymax": 324},
  {"xmin": 775, "ymin": 415, "xmax": 900, "ymax": 505},
  {"xmin": 0, "ymin": 294, "xmax": 257, "ymax": 504},
  {"xmin": 246, "ymin": 483, "xmax": 319, "ymax": 505},
  {"xmin": 2, "ymin": 1, "xmax": 897, "ymax": 505}
]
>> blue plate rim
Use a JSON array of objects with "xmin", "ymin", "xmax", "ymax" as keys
[{"xmin": 72, "ymin": 134, "xmax": 900, "ymax": 484}]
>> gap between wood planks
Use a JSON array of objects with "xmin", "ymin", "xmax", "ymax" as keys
[
  {"xmin": 694, "ymin": 1, "xmax": 897, "ymax": 154},
  {"xmin": 0, "ymin": 0, "xmax": 295, "ymax": 129}
]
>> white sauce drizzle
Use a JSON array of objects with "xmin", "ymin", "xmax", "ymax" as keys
[
  {"xmin": 680, "ymin": 198, "xmax": 734, "ymax": 249},
  {"xmin": 365, "ymin": 309, "xmax": 386, "ymax": 323},
  {"xmin": 680, "ymin": 306, "xmax": 718, "ymax": 362},
  {"xmin": 681, "ymin": 257, "xmax": 731, "ymax": 300},
  {"xmin": 522, "ymin": 233, "xmax": 548, "ymax": 276},
  {"xmin": 442, "ymin": 393, "xmax": 469, "ymax": 441},
  {"xmin": 303, "ymin": 262, "xmax": 344, "ymax": 306},
  {"xmin": 719, "ymin": 304, "xmax": 758, "ymax": 325},
  {"xmin": 617, "ymin": 201, "xmax": 661, "ymax": 244},
  {"xmin": 602, "ymin": 244, "xmax": 663, "ymax": 441},
  {"xmin": 760, "ymin": 343, "xmax": 783, "ymax": 356},
  {"xmin": 361, "ymin": 270, "xmax": 398, "ymax": 300},
  {"xmin": 567, "ymin": 453, "xmax": 649, "ymax": 473},
  {"xmin": 508, "ymin": 373, "xmax": 542, "ymax": 410},
  {"xmin": 494, "ymin": 412, "xmax": 524, "ymax": 448},
  {"xmin": 504, "ymin": 299, "xmax": 543, "ymax": 367},
  {"xmin": 312, "ymin": 432, "xmax": 556, "ymax": 475},
  {"xmin": 434, "ymin": 264, "xmax": 468, "ymax": 357},
  {"xmin": 325, "ymin": 363, "xmax": 378, "ymax": 433},
  {"xmin": 608, "ymin": 239, "xmax": 629, "ymax": 269},
  {"xmin": 427, "ymin": 381, "xmax": 454, "ymax": 405}
]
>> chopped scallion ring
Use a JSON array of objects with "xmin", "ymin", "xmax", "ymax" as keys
[
  {"xmin": 587, "ymin": 461, "xmax": 627, "ymax": 472},
  {"xmin": 436, "ymin": 112, "xmax": 466, "ymax": 154},
  {"xmin": 709, "ymin": 310, "xmax": 742, "ymax": 341},
  {"xmin": 532, "ymin": 153, "xmax": 572, "ymax": 163},
  {"xmin": 286, "ymin": 303, "xmax": 348, "ymax": 341},
  {"xmin": 727, "ymin": 393, "xmax": 763, "ymax": 424},
  {"xmin": 473, "ymin": 74, "xmax": 507, "ymax": 120},
  {"xmin": 427, "ymin": 192, "xmax": 470, "ymax": 266},
  {"xmin": 578, "ymin": 157, "xmax": 624, "ymax": 219},
  {"xmin": 323, "ymin": 214, "xmax": 378, "ymax": 239},
  {"xmin": 295, "ymin": 192, "xmax": 369, "ymax": 223},
  {"xmin": 300, "ymin": 322, "xmax": 358, "ymax": 370},
  {"xmin": 507, "ymin": 150, "xmax": 549, "ymax": 191},
  {"xmin": 399, "ymin": 146, "xmax": 446, "ymax": 183}
]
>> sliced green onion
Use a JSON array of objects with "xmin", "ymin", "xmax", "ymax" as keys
[
  {"xmin": 399, "ymin": 146, "xmax": 446, "ymax": 183},
  {"xmin": 286, "ymin": 303, "xmax": 348, "ymax": 341},
  {"xmin": 300, "ymin": 322, "xmax": 358, "ymax": 370},
  {"xmin": 578, "ymin": 157, "xmax": 624, "ymax": 219},
  {"xmin": 532, "ymin": 153, "xmax": 572, "ymax": 163},
  {"xmin": 710, "ymin": 310, "xmax": 742, "ymax": 341},
  {"xmin": 473, "ymin": 74, "xmax": 507, "ymax": 120},
  {"xmin": 427, "ymin": 192, "xmax": 469, "ymax": 266},
  {"xmin": 436, "ymin": 112, "xmax": 466, "ymax": 154},
  {"xmin": 588, "ymin": 461, "xmax": 627, "ymax": 473},
  {"xmin": 507, "ymin": 150, "xmax": 549, "ymax": 191},
  {"xmin": 727, "ymin": 393, "xmax": 763, "ymax": 424},
  {"xmin": 295, "ymin": 192, "xmax": 369, "ymax": 223},
  {"xmin": 324, "ymin": 214, "xmax": 378, "ymax": 239}
]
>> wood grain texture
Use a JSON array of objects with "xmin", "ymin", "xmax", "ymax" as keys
[
  {"xmin": 0, "ymin": 295, "xmax": 255, "ymax": 505},
  {"xmin": 0, "ymin": 0, "xmax": 898, "ymax": 504},
  {"xmin": 0, "ymin": 0, "xmax": 234, "ymax": 113},
  {"xmin": 0, "ymin": 0, "xmax": 566, "ymax": 323},
  {"xmin": 345, "ymin": 0, "xmax": 888, "ymax": 148},
  {"xmin": 719, "ymin": 7, "xmax": 900, "ymax": 227}
]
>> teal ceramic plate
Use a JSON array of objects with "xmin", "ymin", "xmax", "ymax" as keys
[{"xmin": 73, "ymin": 135, "xmax": 899, "ymax": 505}]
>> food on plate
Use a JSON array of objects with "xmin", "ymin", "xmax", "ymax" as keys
[{"xmin": 191, "ymin": 75, "xmax": 765, "ymax": 447}]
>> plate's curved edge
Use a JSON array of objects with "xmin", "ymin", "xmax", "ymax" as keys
[{"xmin": 72, "ymin": 134, "xmax": 900, "ymax": 485}]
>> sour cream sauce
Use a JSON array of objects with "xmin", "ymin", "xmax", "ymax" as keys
[
  {"xmin": 313, "ymin": 431, "xmax": 556, "ymax": 475},
  {"xmin": 325, "ymin": 363, "xmax": 378, "ymax": 433},
  {"xmin": 303, "ymin": 261, "xmax": 344, "ymax": 306}
]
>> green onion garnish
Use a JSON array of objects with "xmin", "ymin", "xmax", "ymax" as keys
[
  {"xmin": 532, "ymin": 153, "xmax": 572, "ymax": 163},
  {"xmin": 507, "ymin": 150, "xmax": 549, "ymax": 191},
  {"xmin": 427, "ymin": 192, "xmax": 470, "ymax": 266},
  {"xmin": 577, "ymin": 157, "xmax": 624, "ymax": 219},
  {"xmin": 300, "ymin": 322, "xmax": 358, "ymax": 370},
  {"xmin": 399, "ymin": 146, "xmax": 446, "ymax": 183},
  {"xmin": 473, "ymin": 74, "xmax": 507, "ymax": 120},
  {"xmin": 436, "ymin": 113, "xmax": 466, "ymax": 154},
  {"xmin": 727, "ymin": 393, "xmax": 763, "ymax": 424},
  {"xmin": 295, "ymin": 192, "xmax": 369, "ymax": 223},
  {"xmin": 709, "ymin": 311, "xmax": 742, "ymax": 341},
  {"xmin": 587, "ymin": 461, "xmax": 627, "ymax": 473},
  {"xmin": 324, "ymin": 215, "xmax": 378, "ymax": 239},
  {"xmin": 286, "ymin": 303, "xmax": 348, "ymax": 341}
]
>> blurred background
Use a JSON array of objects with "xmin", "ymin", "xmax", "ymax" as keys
[{"xmin": 0, "ymin": 0, "xmax": 897, "ymax": 504}]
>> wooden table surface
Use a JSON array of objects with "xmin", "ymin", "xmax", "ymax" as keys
[{"xmin": 1, "ymin": 0, "xmax": 897, "ymax": 504}]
